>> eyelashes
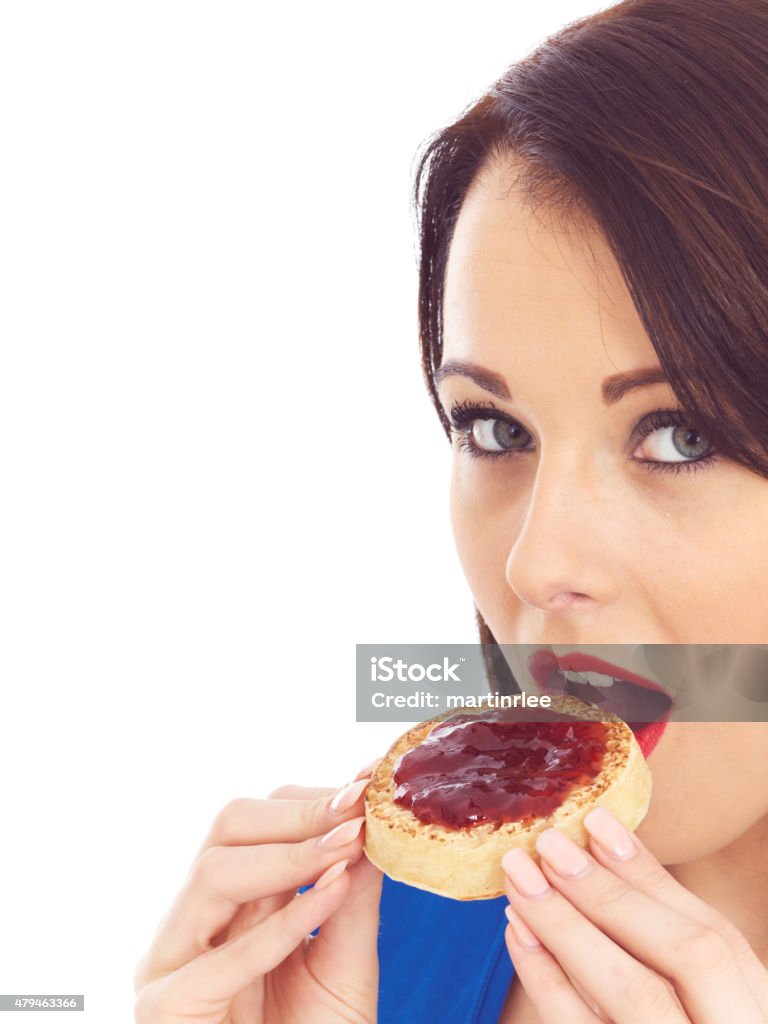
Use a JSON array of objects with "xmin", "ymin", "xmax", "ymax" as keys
[
  {"xmin": 447, "ymin": 398, "xmax": 719, "ymax": 477},
  {"xmin": 637, "ymin": 454, "xmax": 717, "ymax": 476},
  {"xmin": 449, "ymin": 399, "xmax": 530, "ymax": 462}
]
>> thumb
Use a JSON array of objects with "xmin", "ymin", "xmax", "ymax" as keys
[{"xmin": 306, "ymin": 850, "xmax": 383, "ymax": 1007}]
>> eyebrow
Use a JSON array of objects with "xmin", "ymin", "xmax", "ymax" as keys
[
  {"xmin": 434, "ymin": 360, "xmax": 511, "ymax": 398},
  {"xmin": 434, "ymin": 360, "xmax": 670, "ymax": 406}
]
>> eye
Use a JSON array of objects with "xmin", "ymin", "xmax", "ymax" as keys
[
  {"xmin": 632, "ymin": 410, "xmax": 715, "ymax": 464},
  {"xmin": 447, "ymin": 399, "xmax": 533, "ymax": 458},
  {"xmin": 469, "ymin": 417, "xmax": 532, "ymax": 453}
]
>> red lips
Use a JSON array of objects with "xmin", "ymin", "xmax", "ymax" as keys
[{"xmin": 526, "ymin": 649, "xmax": 672, "ymax": 758}]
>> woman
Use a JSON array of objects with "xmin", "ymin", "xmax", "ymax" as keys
[{"xmin": 133, "ymin": 0, "xmax": 768, "ymax": 1020}]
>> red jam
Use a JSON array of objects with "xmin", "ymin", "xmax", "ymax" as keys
[{"xmin": 392, "ymin": 708, "xmax": 607, "ymax": 830}]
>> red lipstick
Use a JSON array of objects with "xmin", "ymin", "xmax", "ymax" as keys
[{"xmin": 526, "ymin": 649, "xmax": 672, "ymax": 758}]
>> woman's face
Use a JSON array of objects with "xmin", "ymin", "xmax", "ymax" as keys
[
  {"xmin": 438, "ymin": 157, "xmax": 768, "ymax": 862},
  {"xmin": 438, "ymin": 157, "xmax": 768, "ymax": 646}
]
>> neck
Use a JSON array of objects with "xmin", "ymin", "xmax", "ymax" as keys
[{"xmin": 667, "ymin": 812, "xmax": 768, "ymax": 964}]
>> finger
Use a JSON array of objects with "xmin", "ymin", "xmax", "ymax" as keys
[
  {"xmin": 137, "ymin": 776, "xmax": 374, "ymax": 992},
  {"xmin": 211, "ymin": 848, "xmax": 371, "ymax": 953},
  {"xmin": 354, "ymin": 757, "xmax": 382, "ymax": 782},
  {"xmin": 194, "ymin": 778, "xmax": 370, "ymax": 855},
  {"xmin": 135, "ymin": 860, "xmax": 352, "ymax": 1021},
  {"xmin": 256, "ymin": 779, "xmax": 372, "ymax": 915},
  {"xmin": 532, "ymin": 827, "xmax": 765, "ymax": 1024},
  {"xmin": 267, "ymin": 785, "xmax": 336, "ymax": 800},
  {"xmin": 139, "ymin": 818, "xmax": 366, "ymax": 982},
  {"xmin": 269, "ymin": 756, "xmax": 380, "ymax": 796},
  {"xmin": 305, "ymin": 850, "xmax": 383, "ymax": 1007},
  {"xmin": 584, "ymin": 808, "xmax": 768, "ymax": 1011},
  {"xmin": 502, "ymin": 849, "xmax": 690, "ymax": 1024},
  {"xmin": 503, "ymin": 908, "xmax": 604, "ymax": 1023}
]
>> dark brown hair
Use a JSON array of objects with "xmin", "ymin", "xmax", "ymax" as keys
[{"xmin": 413, "ymin": 0, "xmax": 768, "ymax": 647}]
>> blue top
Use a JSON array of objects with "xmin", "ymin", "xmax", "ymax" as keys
[{"xmin": 377, "ymin": 874, "xmax": 516, "ymax": 1023}]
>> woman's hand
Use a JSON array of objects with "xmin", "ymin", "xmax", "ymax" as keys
[
  {"xmin": 134, "ymin": 761, "xmax": 383, "ymax": 1024},
  {"xmin": 501, "ymin": 807, "xmax": 768, "ymax": 1023}
]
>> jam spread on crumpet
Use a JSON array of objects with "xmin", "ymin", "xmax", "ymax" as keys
[{"xmin": 392, "ymin": 708, "xmax": 607, "ymax": 830}]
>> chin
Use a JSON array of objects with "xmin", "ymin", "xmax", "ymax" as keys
[
  {"xmin": 631, "ymin": 723, "xmax": 750, "ymax": 864},
  {"xmin": 633, "ymin": 805, "xmax": 730, "ymax": 865}
]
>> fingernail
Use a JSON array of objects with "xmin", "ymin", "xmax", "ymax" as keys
[
  {"xmin": 329, "ymin": 778, "xmax": 369, "ymax": 815},
  {"xmin": 505, "ymin": 905, "xmax": 542, "ymax": 950},
  {"xmin": 584, "ymin": 807, "xmax": 637, "ymax": 860},
  {"xmin": 535, "ymin": 829, "xmax": 591, "ymax": 879},
  {"xmin": 501, "ymin": 848, "xmax": 551, "ymax": 899},
  {"xmin": 319, "ymin": 815, "xmax": 365, "ymax": 850},
  {"xmin": 314, "ymin": 859, "xmax": 349, "ymax": 891},
  {"xmin": 354, "ymin": 757, "xmax": 381, "ymax": 781}
]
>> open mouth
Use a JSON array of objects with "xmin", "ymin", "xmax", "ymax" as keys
[{"xmin": 526, "ymin": 649, "xmax": 673, "ymax": 758}]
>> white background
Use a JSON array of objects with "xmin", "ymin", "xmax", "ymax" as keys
[{"xmin": 0, "ymin": 2, "xmax": 610, "ymax": 1018}]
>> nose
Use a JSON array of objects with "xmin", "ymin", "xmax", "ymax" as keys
[{"xmin": 505, "ymin": 449, "xmax": 621, "ymax": 613}]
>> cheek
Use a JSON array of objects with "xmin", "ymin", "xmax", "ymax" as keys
[
  {"xmin": 635, "ymin": 723, "xmax": 768, "ymax": 863},
  {"xmin": 448, "ymin": 456, "xmax": 768, "ymax": 642},
  {"xmin": 637, "ymin": 468, "xmax": 768, "ymax": 639},
  {"xmin": 449, "ymin": 464, "xmax": 519, "ymax": 612}
]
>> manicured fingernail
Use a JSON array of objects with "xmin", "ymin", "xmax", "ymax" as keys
[
  {"xmin": 330, "ymin": 778, "xmax": 369, "ymax": 815},
  {"xmin": 501, "ymin": 849, "xmax": 551, "ymax": 899},
  {"xmin": 314, "ymin": 859, "xmax": 349, "ymax": 891},
  {"xmin": 536, "ymin": 829, "xmax": 591, "ymax": 879},
  {"xmin": 584, "ymin": 807, "xmax": 637, "ymax": 860},
  {"xmin": 319, "ymin": 815, "xmax": 365, "ymax": 850},
  {"xmin": 505, "ymin": 905, "xmax": 542, "ymax": 950},
  {"xmin": 354, "ymin": 757, "xmax": 381, "ymax": 780}
]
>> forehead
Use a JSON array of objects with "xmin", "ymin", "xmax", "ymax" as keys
[{"xmin": 442, "ymin": 157, "xmax": 654, "ymax": 373}]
